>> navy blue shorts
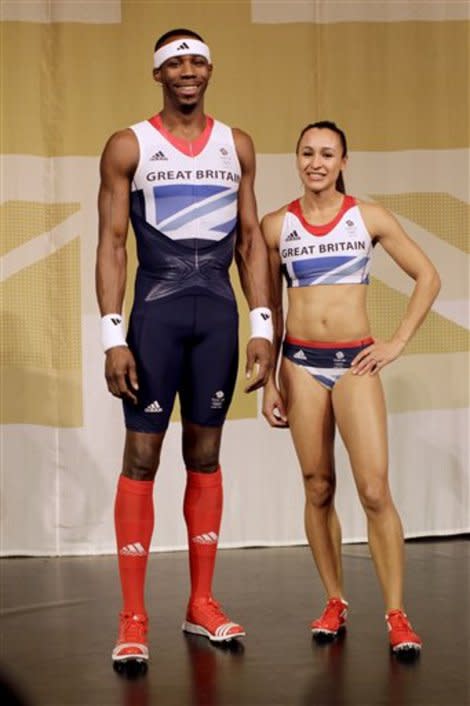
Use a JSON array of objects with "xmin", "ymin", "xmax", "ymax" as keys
[
  {"xmin": 283, "ymin": 335, "xmax": 374, "ymax": 390},
  {"xmin": 123, "ymin": 294, "xmax": 239, "ymax": 433}
]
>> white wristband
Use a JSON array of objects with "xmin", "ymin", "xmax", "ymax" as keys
[
  {"xmin": 101, "ymin": 314, "xmax": 128, "ymax": 352},
  {"xmin": 249, "ymin": 307, "xmax": 273, "ymax": 343}
]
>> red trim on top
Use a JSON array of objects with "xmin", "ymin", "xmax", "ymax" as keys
[
  {"xmin": 285, "ymin": 335, "xmax": 374, "ymax": 349},
  {"xmin": 148, "ymin": 114, "xmax": 214, "ymax": 156},
  {"xmin": 288, "ymin": 195, "xmax": 356, "ymax": 237}
]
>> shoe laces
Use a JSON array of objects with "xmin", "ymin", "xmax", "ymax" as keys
[
  {"xmin": 199, "ymin": 597, "xmax": 228, "ymax": 622},
  {"xmin": 322, "ymin": 598, "xmax": 345, "ymax": 620},
  {"xmin": 119, "ymin": 612, "xmax": 147, "ymax": 642},
  {"xmin": 388, "ymin": 610, "xmax": 411, "ymax": 632}
]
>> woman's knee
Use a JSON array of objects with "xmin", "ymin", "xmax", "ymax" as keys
[
  {"xmin": 358, "ymin": 477, "xmax": 391, "ymax": 514},
  {"xmin": 303, "ymin": 472, "xmax": 335, "ymax": 509}
]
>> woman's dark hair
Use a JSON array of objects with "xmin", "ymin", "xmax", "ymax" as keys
[
  {"xmin": 296, "ymin": 120, "xmax": 348, "ymax": 194},
  {"xmin": 154, "ymin": 29, "xmax": 204, "ymax": 52}
]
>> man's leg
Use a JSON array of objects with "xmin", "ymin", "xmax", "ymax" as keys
[
  {"xmin": 182, "ymin": 421, "xmax": 223, "ymax": 602},
  {"xmin": 115, "ymin": 431, "xmax": 165, "ymax": 614},
  {"xmin": 112, "ymin": 431, "xmax": 164, "ymax": 665},
  {"xmin": 180, "ymin": 420, "xmax": 245, "ymax": 641}
]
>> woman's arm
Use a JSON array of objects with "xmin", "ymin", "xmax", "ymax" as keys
[
  {"xmin": 261, "ymin": 209, "xmax": 288, "ymax": 426},
  {"xmin": 352, "ymin": 203, "xmax": 441, "ymax": 375}
]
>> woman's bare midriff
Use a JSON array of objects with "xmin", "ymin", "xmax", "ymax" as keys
[{"xmin": 285, "ymin": 284, "xmax": 371, "ymax": 342}]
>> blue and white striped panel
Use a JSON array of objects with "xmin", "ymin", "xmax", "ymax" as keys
[
  {"xmin": 292, "ymin": 255, "xmax": 370, "ymax": 286},
  {"xmin": 155, "ymin": 184, "xmax": 238, "ymax": 241}
]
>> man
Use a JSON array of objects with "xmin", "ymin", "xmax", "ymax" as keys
[{"xmin": 96, "ymin": 28, "xmax": 273, "ymax": 667}]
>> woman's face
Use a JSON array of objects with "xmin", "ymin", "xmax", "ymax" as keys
[{"xmin": 296, "ymin": 128, "xmax": 347, "ymax": 193}]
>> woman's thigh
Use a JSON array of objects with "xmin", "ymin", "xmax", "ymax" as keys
[
  {"xmin": 280, "ymin": 358, "xmax": 336, "ymax": 477},
  {"xmin": 331, "ymin": 372, "xmax": 389, "ymax": 495}
]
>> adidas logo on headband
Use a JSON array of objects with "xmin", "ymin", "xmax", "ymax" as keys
[{"xmin": 154, "ymin": 38, "xmax": 212, "ymax": 69}]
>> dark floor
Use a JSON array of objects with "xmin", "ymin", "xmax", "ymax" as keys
[{"xmin": 0, "ymin": 539, "xmax": 469, "ymax": 706}]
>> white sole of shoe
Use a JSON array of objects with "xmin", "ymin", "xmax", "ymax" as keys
[
  {"xmin": 112, "ymin": 642, "xmax": 149, "ymax": 663},
  {"xmin": 311, "ymin": 625, "xmax": 345, "ymax": 637},
  {"xmin": 182, "ymin": 620, "xmax": 245, "ymax": 642},
  {"xmin": 393, "ymin": 642, "xmax": 422, "ymax": 653}
]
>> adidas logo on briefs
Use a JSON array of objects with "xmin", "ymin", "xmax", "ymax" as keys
[
  {"xmin": 192, "ymin": 532, "xmax": 218, "ymax": 545},
  {"xmin": 177, "ymin": 41, "xmax": 190, "ymax": 50},
  {"xmin": 119, "ymin": 543, "xmax": 147, "ymax": 556},
  {"xmin": 150, "ymin": 150, "xmax": 168, "ymax": 161},
  {"xmin": 286, "ymin": 230, "xmax": 300, "ymax": 242},
  {"xmin": 293, "ymin": 349, "xmax": 307, "ymax": 361},
  {"xmin": 144, "ymin": 400, "xmax": 163, "ymax": 413}
]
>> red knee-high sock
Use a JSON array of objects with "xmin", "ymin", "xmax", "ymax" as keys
[
  {"xmin": 114, "ymin": 475, "xmax": 154, "ymax": 615},
  {"xmin": 184, "ymin": 467, "xmax": 223, "ymax": 602}
]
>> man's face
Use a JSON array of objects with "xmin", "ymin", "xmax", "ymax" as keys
[{"xmin": 153, "ymin": 37, "xmax": 212, "ymax": 108}]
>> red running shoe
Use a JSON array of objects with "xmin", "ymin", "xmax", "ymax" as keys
[
  {"xmin": 386, "ymin": 610, "xmax": 422, "ymax": 655},
  {"xmin": 182, "ymin": 597, "xmax": 245, "ymax": 643},
  {"xmin": 112, "ymin": 611, "xmax": 149, "ymax": 663},
  {"xmin": 311, "ymin": 597, "xmax": 348, "ymax": 639}
]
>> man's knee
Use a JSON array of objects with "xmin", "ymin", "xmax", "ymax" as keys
[
  {"xmin": 122, "ymin": 431, "xmax": 164, "ymax": 481},
  {"xmin": 182, "ymin": 426, "xmax": 221, "ymax": 473},
  {"xmin": 183, "ymin": 446, "xmax": 220, "ymax": 472}
]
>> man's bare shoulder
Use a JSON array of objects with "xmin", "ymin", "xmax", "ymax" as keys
[
  {"xmin": 231, "ymin": 126, "xmax": 253, "ymax": 145},
  {"xmin": 101, "ymin": 128, "xmax": 139, "ymax": 175},
  {"xmin": 231, "ymin": 127, "xmax": 255, "ymax": 162}
]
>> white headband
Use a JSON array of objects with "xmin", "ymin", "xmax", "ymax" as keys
[{"xmin": 154, "ymin": 38, "xmax": 211, "ymax": 69}]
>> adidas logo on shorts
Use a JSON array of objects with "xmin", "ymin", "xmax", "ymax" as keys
[
  {"xmin": 119, "ymin": 542, "xmax": 147, "ymax": 556},
  {"xmin": 192, "ymin": 532, "xmax": 218, "ymax": 545},
  {"xmin": 293, "ymin": 349, "xmax": 307, "ymax": 361},
  {"xmin": 144, "ymin": 400, "xmax": 163, "ymax": 413}
]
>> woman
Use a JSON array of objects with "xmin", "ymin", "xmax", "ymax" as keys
[{"xmin": 261, "ymin": 121, "xmax": 440, "ymax": 655}]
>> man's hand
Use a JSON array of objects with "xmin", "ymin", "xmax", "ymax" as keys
[
  {"xmin": 245, "ymin": 338, "xmax": 272, "ymax": 393},
  {"xmin": 105, "ymin": 346, "xmax": 139, "ymax": 404},
  {"xmin": 262, "ymin": 381, "xmax": 288, "ymax": 427}
]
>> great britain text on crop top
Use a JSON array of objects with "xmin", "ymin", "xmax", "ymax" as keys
[{"xmin": 281, "ymin": 240, "xmax": 367, "ymax": 258}]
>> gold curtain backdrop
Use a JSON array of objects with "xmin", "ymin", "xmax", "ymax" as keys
[{"xmin": 1, "ymin": 1, "xmax": 468, "ymax": 555}]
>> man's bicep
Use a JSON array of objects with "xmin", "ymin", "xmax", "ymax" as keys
[
  {"xmin": 237, "ymin": 174, "xmax": 260, "ymax": 235},
  {"xmin": 98, "ymin": 134, "xmax": 136, "ymax": 243},
  {"xmin": 98, "ymin": 174, "xmax": 130, "ymax": 246}
]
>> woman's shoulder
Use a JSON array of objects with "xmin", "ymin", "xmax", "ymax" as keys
[
  {"xmin": 354, "ymin": 197, "xmax": 394, "ymax": 233},
  {"xmin": 261, "ymin": 203, "xmax": 291, "ymax": 246},
  {"xmin": 354, "ymin": 196, "xmax": 388, "ymax": 217},
  {"xmin": 261, "ymin": 202, "xmax": 293, "ymax": 225}
]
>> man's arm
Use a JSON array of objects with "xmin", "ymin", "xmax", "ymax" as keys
[
  {"xmin": 96, "ymin": 129, "xmax": 140, "ymax": 402},
  {"xmin": 261, "ymin": 209, "xmax": 288, "ymax": 427},
  {"xmin": 232, "ymin": 128, "xmax": 273, "ymax": 392}
]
